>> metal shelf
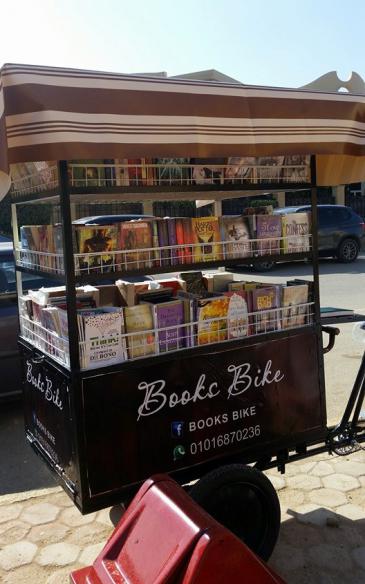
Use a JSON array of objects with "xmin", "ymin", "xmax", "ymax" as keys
[{"xmin": 15, "ymin": 251, "xmax": 313, "ymax": 282}]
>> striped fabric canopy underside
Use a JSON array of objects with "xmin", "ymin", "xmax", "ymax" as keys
[{"xmin": 1, "ymin": 62, "xmax": 365, "ymax": 196}]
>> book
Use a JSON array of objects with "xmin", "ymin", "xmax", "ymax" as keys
[
  {"xmin": 252, "ymin": 286, "xmax": 281, "ymax": 334},
  {"xmin": 197, "ymin": 296, "xmax": 230, "ymax": 345},
  {"xmin": 120, "ymin": 158, "xmax": 154, "ymax": 186},
  {"xmin": 182, "ymin": 218, "xmax": 194, "ymax": 264},
  {"xmin": 40, "ymin": 306, "xmax": 61, "ymax": 336},
  {"xmin": 224, "ymin": 291, "xmax": 250, "ymax": 339},
  {"xmin": 256, "ymin": 215, "xmax": 282, "ymax": 256},
  {"xmin": 38, "ymin": 225, "xmax": 54, "ymax": 270},
  {"xmin": 220, "ymin": 215, "xmax": 252, "ymax": 259},
  {"xmin": 116, "ymin": 278, "xmax": 185, "ymax": 307},
  {"xmin": 137, "ymin": 287, "xmax": 174, "ymax": 304},
  {"xmin": 145, "ymin": 299, "xmax": 185, "ymax": 352},
  {"xmin": 191, "ymin": 158, "xmax": 225, "ymax": 185},
  {"xmin": 124, "ymin": 304, "xmax": 156, "ymax": 359},
  {"xmin": 157, "ymin": 218, "xmax": 170, "ymax": 267},
  {"xmin": 281, "ymin": 212, "xmax": 311, "ymax": 253},
  {"xmin": 154, "ymin": 158, "xmax": 190, "ymax": 185},
  {"xmin": 287, "ymin": 279, "xmax": 314, "ymax": 303},
  {"xmin": 53, "ymin": 224, "xmax": 64, "ymax": 272},
  {"xmin": 282, "ymin": 284, "xmax": 309, "ymax": 328},
  {"xmin": 191, "ymin": 217, "xmax": 221, "ymax": 263},
  {"xmin": 225, "ymin": 157, "xmax": 255, "ymax": 182},
  {"xmin": 76, "ymin": 225, "xmax": 118, "ymax": 273},
  {"xmin": 175, "ymin": 218, "xmax": 185, "ymax": 264},
  {"xmin": 179, "ymin": 271, "xmax": 207, "ymax": 295},
  {"xmin": 204, "ymin": 272, "xmax": 234, "ymax": 293},
  {"xmin": 119, "ymin": 220, "xmax": 153, "ymax": 270},
  {"xmin": 320, "ymin": 306, "xmax": 355, "ymax": 318},
  {"xmin": 167, "ymin": 218, "xmax": 178, "ymax": 265},
  {"xmin": 79, "ymin": 308, "xmax": 126, "ymax": 370}
]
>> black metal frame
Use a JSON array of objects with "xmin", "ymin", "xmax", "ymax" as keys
[{"xmin": 12, "ymin": 155, "xmax": 365, "ymax": 513}]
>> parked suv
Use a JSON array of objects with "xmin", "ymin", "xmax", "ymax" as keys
[{"xmin": 254, "ymin": 204, "xmax": 364, "ymax": 271}]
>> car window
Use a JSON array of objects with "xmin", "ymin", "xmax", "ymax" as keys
[
  {"xmin": 318, "ymin": 207, "xmax": 353, "ymax": 225},
  {"xmin": 0, "ymin": 255, "xmax": 56, "ymax": 294},
  {"xmin": 334, "ymin": 208, "xmax": 353, "ymax": 221}
]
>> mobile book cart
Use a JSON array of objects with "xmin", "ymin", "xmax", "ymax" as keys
[{"xmin": 2, "ymin": 64, "xmax": 365, "ymax": 561}]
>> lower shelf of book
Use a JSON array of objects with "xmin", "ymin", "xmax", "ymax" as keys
[
  {"xmin": 20, "ymin": 326, "xmax": 326, "ymax": 513},
  {"xmin": 19, "ymin": 301, "xmax": 315, "ymax": 371}
]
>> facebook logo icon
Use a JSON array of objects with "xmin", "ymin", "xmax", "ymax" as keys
[{"xmin": 171, "ymin": 421, "xmax": 184, "ymax": 438}]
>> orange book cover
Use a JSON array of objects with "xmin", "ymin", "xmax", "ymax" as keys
[
  {"xmin": 183, "ymin": 218, "xmax": 193, "ymax": 264},
  {"xmin": 175, "ymin": 218, "xmax": 185, "ymax": 264}
]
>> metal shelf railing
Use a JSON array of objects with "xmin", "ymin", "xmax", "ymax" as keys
[{"xmin": 19, "ymin": 302, "xmax": 315, "ymax": 371}]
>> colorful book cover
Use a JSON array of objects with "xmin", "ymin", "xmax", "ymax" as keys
[
  {"xmin": 81, "ymin": 308, "xmax": 126, "ymax": 369},
  {"xmin": 20, "ymin": 226, "xmax": 37, "ymax": 250},
  {"xmin": 191, "ymin": 217, "xmax": 221, "ymax": 263},
  {"xmin": 157, "ymin": 218, "xmax": 170, "ymax": 267},
  {"xmin": 225, "ymin": 157, "xmax": 255, "ymax": 181},
  {"xmin": 252, "ymin": 286, "xmax": 281, "ymax": 334},
  {"xmin": 167, "ymin": 218, "xmax": 178, "ymax": 265},
  {"xmin": 145, "ymin": 219, "xmax": 161, "ymax": 267},
  {"xmin": 182, "ymin": 218, "xmax": 193, "ymax": 264},
  {"xmin": 76, "ymin": 225, "xmax": 118, "ymax": 273},
  {"xmin": 179, "ymin": 271, "xmax": 207, "ymax": 295},
  {"xmin": 281, "ymin": 212, "xmax": 311, "ymax": 253},
  {"xmin": 256, "ymin": 215, "xmax": 282, "ymax": 256},
  {"xmin": 191, "ymin": 158, "xmax": 225, "ymax": 185},
  {"xmin": 37, "ymin": 225, "xmax": 54, "ymax": 270},
  {"xmin": 282, "ymin": 284, "xmax": 309, "ymax": 328},
  {"xmin": 119, "ymin": 220, "xmax": 152, "ymax": 270},
  {"xmin": 154, "ymin": 158, "xmax": 190, "ymax": 185},
  {"xmin": 175, "ymin": 218, "xmax": 185, "ymax": 263},
  {"xmin": 224, "ymin": 291, "xmax": 250, "ymax": 339},
  {"xmin": 149, "ymin": 300, "xmax": 185, "ymax": 352},
  {"xmin": 197, "ymin": 296, "xmax": 230, "ymax": 345},
  {"xmin": 220, "ymin": 215, "xmax": 252, "ymax": 259},
  {"xmin": 122, "ymin": 158, "xmax": 154, "ymax": 186},
  {"xmin": 124, "ymin": 304, "xmax": 156, "ymax": 359},
  {"xmin": 52, "ymin": 224, "xmax": 64, "ymax": 273}
]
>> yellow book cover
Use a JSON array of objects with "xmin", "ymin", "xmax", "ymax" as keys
[
  {"xmin": 191, "ymin": 217, "xmax": 221, "ymax": 263},
  {"xmin": 282, "ymin": 284, "xmax": 309, "ymax": 328},
  {"xmin": 76, "ymin": 225, "xmax": 118, "ymax": 272},
  {"xmin": 197, "ymin": 296, "xmax": 230, "ymax": 345},
  {"xmin": 124, "ymin": 304, "xmax": 156, "ymax": 358},
  {"xmin": 281, "ymin": 213, "xmax": 310, "ymax": 254}
]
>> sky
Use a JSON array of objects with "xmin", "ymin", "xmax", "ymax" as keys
[{"xmin": 1, "ymin": 0, "xmax": 365, "ymax": 88}]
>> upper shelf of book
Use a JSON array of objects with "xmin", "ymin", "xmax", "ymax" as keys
[
  {"xmin": 10, "ymin": 158, "xmax": 312, "ymax": 203},
  {"xmin": 15, "ymin": 212, "xmax": 312, "ymax": 281}
]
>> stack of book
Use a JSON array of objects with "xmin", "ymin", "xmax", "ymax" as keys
[{"xmin": 19, "ymin": 272, "xmax": 312, "ymax": 369}]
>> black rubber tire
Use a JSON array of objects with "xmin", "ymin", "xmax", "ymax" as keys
[
  {"xmin": 190, "ymin": 464, "xmax": 281, "ymax": 561},
  {"xmin": 336, "ymin": 238, "xmax": 360, "ymax": 263}
]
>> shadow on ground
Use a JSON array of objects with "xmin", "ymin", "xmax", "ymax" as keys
[
  {"xmin": 0, "ymin": 402, "xmax": 56, "ymax": 494},
  {"xmin": 270, "ymin": 506, "xmax": 365, "ymax": 584}
]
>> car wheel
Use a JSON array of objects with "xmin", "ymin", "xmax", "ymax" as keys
[
  {"xmin": 190, "ymin": 464, "xmax": 281, "ymax": 561},
  {"xmin": 252, "ymin": 261, "xmax": 275, "ymax": 272},
  {"xmin": 336, "ymin": 238, "xmax": 359, "ymax": 263}
]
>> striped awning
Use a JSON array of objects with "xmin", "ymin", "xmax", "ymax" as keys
[{"xmin": 1, "ymin": 62, "xmax": 365, "ymax": 199}]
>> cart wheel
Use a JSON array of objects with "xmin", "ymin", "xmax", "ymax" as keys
[{"xmin": 189, "ymin": 464, "xmax": 280, "ymax": 561}]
